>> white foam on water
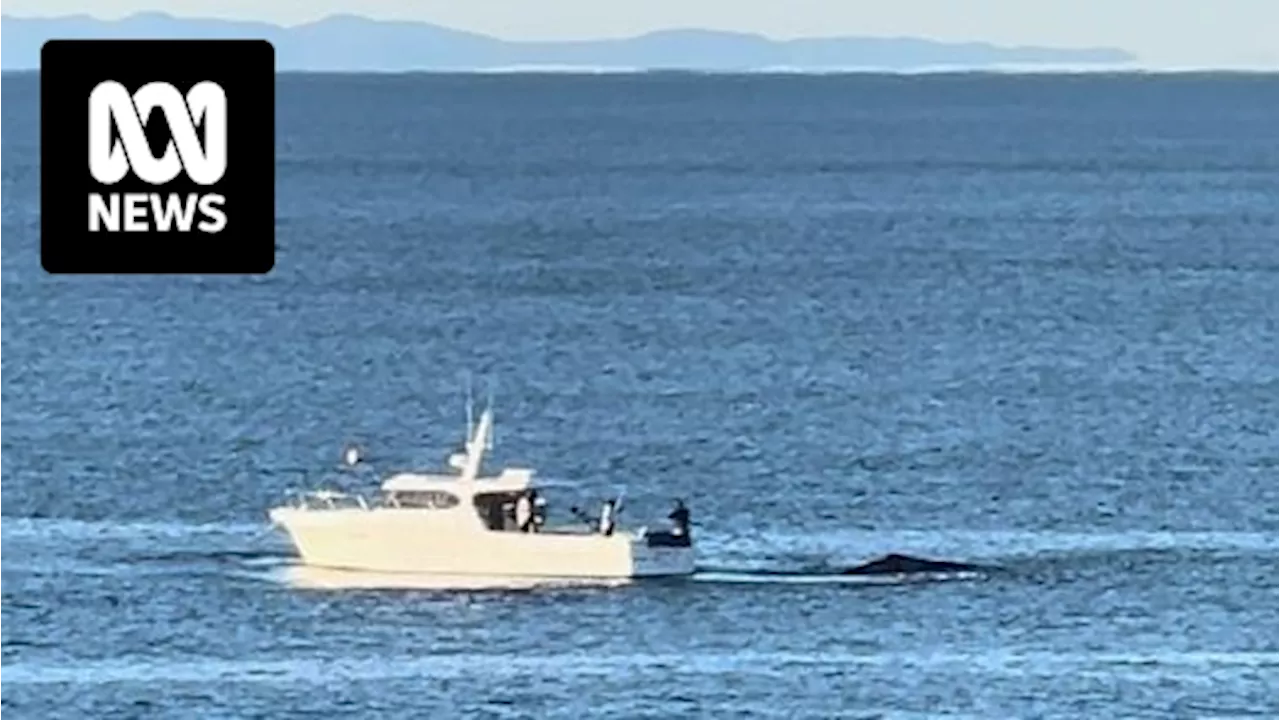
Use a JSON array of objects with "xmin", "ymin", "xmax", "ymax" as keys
[
  {"xmin": 273, "ymin": 565, "xmax": 634, "ymax": 591},
  {"xmin": 1, "ymin": 517, "xmax": 266, "ymax": 541},
  {"xmin": 0, "ymin": 517, "xmax": 283, "ymax": 576},
  {"xmin": 701, "ymin": 528, "xmax": 1280, "ymax": 567},
  {"xmin": 3, "ymin": 649, "xmax": 1272, "ymax": 687}
]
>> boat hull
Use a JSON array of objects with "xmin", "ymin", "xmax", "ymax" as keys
[{"xmin": 269, "ymin": 507, "xmax": 695, "ymax": 578}]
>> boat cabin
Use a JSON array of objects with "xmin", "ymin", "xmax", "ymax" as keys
[{"xmin": 378, "ymin": 467, "xmax": 540, "ymax": 530}]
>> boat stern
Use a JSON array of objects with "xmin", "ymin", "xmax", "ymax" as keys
[{"xmin": 629, "ymin": 528, "xmax": 696, "ymax": 577}]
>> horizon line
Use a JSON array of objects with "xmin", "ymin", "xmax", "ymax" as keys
[
  {"xmin": 0, "ymin": 10, "xmax": 1126, "ymax": 51},
  {"xmin": 7, "ymin": 11, "xmax": 1275, "ymax": 71}
]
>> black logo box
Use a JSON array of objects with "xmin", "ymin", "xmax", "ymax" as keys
[{"xmin": 41, "ymin": 39, "xmax": 275, "ymax": 274}]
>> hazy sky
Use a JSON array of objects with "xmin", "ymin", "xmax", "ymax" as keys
[{"xmin": 5, "ymin": 0, "xmax": 1277, "ymax": 69}]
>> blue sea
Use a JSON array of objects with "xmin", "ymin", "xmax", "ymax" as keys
[{"xmin": 2, "ymin": 72, "xmax": 1278, "ymax": 718}]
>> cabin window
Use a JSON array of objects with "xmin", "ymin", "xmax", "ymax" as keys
[{"xmin": 389, "ymin": 490, "xmax": 460, "ymax": 509}]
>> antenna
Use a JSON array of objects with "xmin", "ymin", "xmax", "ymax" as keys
[
  {"xmin": 486, "ymin": 380, "xmax": 495, "ymax": 451},
  {"xmin": 464, "ymin": 372, "xmax": 474, "ymax": 442}
]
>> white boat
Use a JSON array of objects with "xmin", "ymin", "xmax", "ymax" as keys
[{"xmin": 268, "ymin": 401, "xmax": 696, "ymax": 579}]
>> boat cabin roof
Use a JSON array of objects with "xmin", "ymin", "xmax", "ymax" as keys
[{"xmin": 380, "ymin": 468, "xmax": 535, "ymax": 496}]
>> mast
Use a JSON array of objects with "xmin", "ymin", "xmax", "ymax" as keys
[
  {"xmin": 460, "ymin": 406, "xmax": 492, "ymax": 481},
  {"xmin": 464, "ymin": 373, "xmax": 475, "ymax": 443},
  {"xmin": 486, "ymin": 382, "xmax": 495, "ymax": 451},
  {"xmin": 455, "ymin": 374, "xmax": 495, "ymax": 480}
]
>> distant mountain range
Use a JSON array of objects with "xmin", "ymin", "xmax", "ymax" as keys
[{"xmin": 1, "ymin": 12, "xmax": 1137, "ymax": 72}]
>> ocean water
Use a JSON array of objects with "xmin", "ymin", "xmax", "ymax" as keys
[{"xmin": 2, "ymin": 72, "xmax": 1278, "ymax": 718}]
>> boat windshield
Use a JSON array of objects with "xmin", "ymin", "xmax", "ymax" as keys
[{"xmin": 386, "ymin": 490, "xmax": 460, "ymax": 509}]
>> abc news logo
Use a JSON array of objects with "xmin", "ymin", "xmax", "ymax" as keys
[
  {"xmin": 88, "ymin": 80, "xmax": 228, "ymax": 234},
  {"xmin": 41, "ymin": 39, "xmax": 275, "ymax": 274}
]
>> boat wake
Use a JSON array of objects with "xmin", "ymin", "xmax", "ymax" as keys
[
  {"xmin": 232, "ymin": 552, "xmax": 991, "ymax": 591},
  {"xmin": 1, "ymin": 517, "xmax": 293, "ymax": 579},
  {"xmin": 700, "ymin": 528, "xmax": 1280, "ymax": 565},
  {"xmin": 270, "ymin": 565, "xmax": 635, "ymax": 591},
  {"xmin": 5, "ymin": 516, "xmax": 1271, "ymax": 593}
]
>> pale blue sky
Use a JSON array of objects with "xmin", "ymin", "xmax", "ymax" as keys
[{"xmin": 4, "ymin": 0, "xmax": 1277, "ymax": 69}]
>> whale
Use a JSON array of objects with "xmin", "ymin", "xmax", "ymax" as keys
[
  {"xmin": 839, "ymin": 553, "xmax": 988, "ymax": 575},
  {"xmin": 692, "ymin": 553, "xmax": 991, "ymax": 583}
]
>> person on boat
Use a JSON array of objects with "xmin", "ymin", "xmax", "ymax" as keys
[
  {"xmin": 515, "ymin": 491, "xmax": 533, "ymax": 533},
  {"xmin": 668, "ymin": 499, "xmax": 691, "ymax": 536},
  {"xmin": 531, "ymin": 490, "xmax": 547, "ymax": 532},
  {"xmin": 598, "ymin": 499, "xmax": 616, "ymax": 536},
  {"xmin": 486, "ymin": 499, "xmax": 506, "ymax": 531}
]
